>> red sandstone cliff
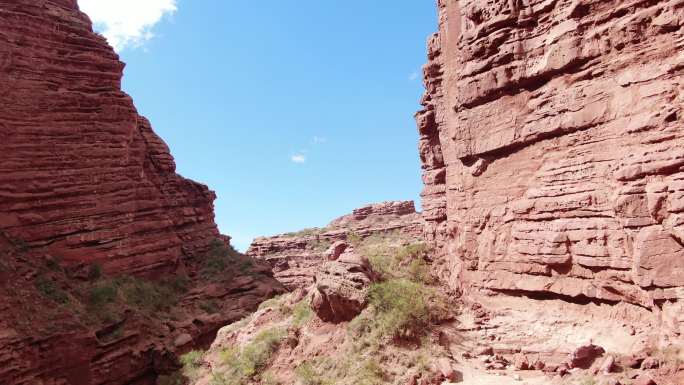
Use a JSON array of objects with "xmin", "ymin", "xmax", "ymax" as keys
[
  {"xmin": 0, "ymin": 2, "xmax": 283, "ymax": 384},
  {"xmin": 417, "ymin": 0, "xmax": 684, "ymax": 340},
  {"xmin": 0, "ymin": 0, "xmax": 217, "ymax": 276}
]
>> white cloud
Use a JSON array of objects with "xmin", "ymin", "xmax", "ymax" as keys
[
  {"xmin": 291, "ymin": 154, "xmax": 306, "ymax": 164},
  {"xmin": 79, "ymin": 0, "xmax": 177, "ymax": 51},
  {"xmin": 409, "ymin": 71, "xmax": 420, "ymax": 81},
  {"xmin": 312, "ymin": 136, "xmax": 327, "ymax": 144}
]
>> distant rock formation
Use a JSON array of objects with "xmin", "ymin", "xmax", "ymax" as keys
[
  {"xmin": 247, "ymin": 201, "xmax": 423, "ymax": 289},
  {"xmin": 417, "ymin": 0, "xmax": 684, "ymax": 338}
]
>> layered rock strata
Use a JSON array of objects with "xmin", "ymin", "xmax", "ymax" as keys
[
  {"xmin": 247, "ymin": 201, "xmax": 423, "ymax": 290},
  {"xmin": 417, "ymin": 0, "xmax": 684, "ymax": 337},
  {"xmin": 0, "ymin": 1, "xmax": 283, "ymax": 384},
  {"xmin": 0, "ymin": 0, "xmax": 217, "ymax": 276}
]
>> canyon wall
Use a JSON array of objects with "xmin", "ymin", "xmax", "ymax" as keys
[
  {"xmin": 0, "ymin": 0, "xmax": 218, "ymax": 276},
  {"xmin": 417, "ymin": 0, "xmax": 684, "ymax": 336},
  {"xmin": 0, "ymin": 1, "xmax": 283, "ymax": 384}
]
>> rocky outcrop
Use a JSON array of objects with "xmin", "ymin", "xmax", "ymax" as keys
[
  {"xmin": 0, "ymin": 0, "xmax": 218, "ymax": 277},
  {"xmin": 0, "ymin": 236, "xmax": 283, "ymax": 385},
  {"xmin": 417, "ymin": 0, "xmax": 684, "ymax": 339},
  {"xmin": 311, "ymin": 244, "xmax": 376, "ymax": 323},
  {"xmin": 0, "ymin": 1, "xmax": 284, "ymax": 384},
  {"xmin": 247, "ymin": 201, "xmax": 423, "ymax": 289}
]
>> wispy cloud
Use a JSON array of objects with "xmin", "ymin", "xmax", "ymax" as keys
[
  {"xmin": 291, "ymin": 154, "xmax": 306, "ymax": 164},
  {"xmin": 79, "ymin": 0, "xmax": 177, "ymax": 52},
  {"xmin": 312, "ymin": 136, "xmax": 327, "ymax": 144},
  {"xmin": 408, "ymin": 70, "xmax": 421, "ymax": 81}
]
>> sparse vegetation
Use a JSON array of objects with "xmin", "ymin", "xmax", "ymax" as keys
[
  {"xmin": 215, "ymin": 328, "xmax": 286, "ymax": 384},
  {"xmin": 311, "ymin": 238, "xmax": 332, "ymax": 252},
  {"xmin": 296, "ymin": 360, "xmax": 333, "ymax": 385},
  {"xmin": 85, "ymin": 275, "xmax": 190, "ymax": 322},
  {"xmin": 283, "ymin": 228, "xmax": 322, "ymax": 238},
  {"xmin": 181, "ymin": 350, "xmax": 206, "ymax": 382},
  {"xmin": 258, "ymin": 294, "xmax": 288, "ymax": 312},
  {"xmin": 366, "ymin": 278, "xmax": 432, "ymax": 340},
  {"xmin": 291, "ymin": 300, "xmax": 313, "ymax": 327},
  {"xmin": 201, "ymin": 239, "xmax": 255, "ymax": 279},
  {"xmin": 87, "ymin": 263, "xmax": 102, "ymax": 280},
  {"xmin": 35, "ymin": 276, "xmax": 70, "ymax": 304},
  {"xmin": 200, "ymin": 299, "xmax": 220, "ymax": 314},
  {"xmin": 365, "ymin": 241, "xmax": 433, "ymax": 283}
]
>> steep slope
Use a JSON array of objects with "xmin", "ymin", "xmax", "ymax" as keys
[
  {"xmin": 417, "ymin": 0, "xmax": 684, "ymax": 340},
  {"xmin": 0, "ymin": 0, "xmax": 216, "ymax": 276}
]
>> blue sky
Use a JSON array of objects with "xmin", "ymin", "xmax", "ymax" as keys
[{"xmin": 81, "ymin": 1, "xmax": 436, "ymax": 250}]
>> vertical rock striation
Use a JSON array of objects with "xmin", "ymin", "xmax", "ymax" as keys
[
  {"xmin": 0, "ymin": 0, "xmax": 218, "ymax": 276},
  {"xmin": 418, "ymin": 0, "xmax": 684, "ymax": 336}
]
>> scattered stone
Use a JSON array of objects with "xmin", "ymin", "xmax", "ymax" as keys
[
  {"xmin": 640, "ymin": 357, "xmax": 660, "ymax": 370},
  {"xmin": 599, "ymin": 355, "xmax": 616, "ymax": 374},
  {"xmin": 173, "ymin": 333, "xmax": 193, "ymax": 347},
  {"xmin": 476, "ymin": 346, "xmax": 494, "ymax": 356},
  {"xmin": 634, "ymin": 375, "xmax": 657, "ymax": 385},
  {"xmin": 513, "ymin": 354, "xmax": 530, "ymax": 370},
  {"xmin": 433, "ymin": 357, "xmax": 460, "ymax": 381},
  {"xmin": 567, "ymin": 344, "xmax": 605, "ymax": 369}
]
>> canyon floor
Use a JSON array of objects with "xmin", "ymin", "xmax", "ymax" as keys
[{"xmin": 173, "ymin": 202, "xmax": 684, "ymax": 385}]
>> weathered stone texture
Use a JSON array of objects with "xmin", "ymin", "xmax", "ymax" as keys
[
  {"xmin": 417, "ymin": 0, "xmax": 684, "ymax": 334},
  {"xmin": 247, "ymin": 201, "xmax": 423, "ymax": 290},
  {"xmin": 0, "ymin": 0, "xmax": 219, "ymax": 276}
]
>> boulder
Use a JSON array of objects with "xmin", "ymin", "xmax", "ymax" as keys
[
  {"xmin": 325, "ymin": 241, "xmax": 348, "ymax": 261},
  {"xmin": 567, "ymin": 344, "xmax": 605, "ymax": 369},
  {"xmin": 311, "ymin": 250, "xmax": 376, "ymax": 323}
]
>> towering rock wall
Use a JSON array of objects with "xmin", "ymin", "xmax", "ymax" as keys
[
  {"xmin": 417, "ymin": 0, "xmax": 684, "ymax": 335},
  {"xmin": 0, "ymin": 2, "xmax": 284, "ymax": 384},
  {"xmin": 0, "ymin": 0, "xmax": 219, "ymax": 276}
]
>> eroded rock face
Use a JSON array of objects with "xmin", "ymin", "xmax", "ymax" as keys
[
  {"xmin": 0, "ymin": 0, "xmax": 218, "ymax": 276},
  {"xmin": 0, "ymin": 1, "xmax": 285, "ymax": 384},
  {"xmin": 247, "ymin": 201, "xmax": 423, "ymax": 290},
  {"xmin": 417, "ymin": 0, "xmax": 684, "ymax": 336}
]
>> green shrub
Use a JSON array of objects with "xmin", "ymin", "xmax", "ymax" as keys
[
  {"xmin": 180, "ymin": 350, "xmax": 205, "ymax": 382},
  {"xmin": 258, "ymin": 295, "xmax": 286, "ymax": 311},
  {"xmin": 201, "ymin": 239, "xmax": 255, "ymax": 279},
  {"xmin": 355, "ymin": 359, "xmax": 384, "ymax": 385},
  {"xmin": 88, "ymin": 282, "xmax": 118, "ymax": 308},
  {"xmin": 292, "ymin": 300, "xmax": 313, "ymax": 327},
  {"xmin": 119, "ymin": 277, "xmax": 176, "ymax": 313},
  {"xmin": 283, "ymin": 228, "xmax": 322, "ymax": 238},
  {"xmin": 346, "ymin": 231, "xmax": 362, "ymax": 246},
  {"xmin": 215, "ymin": 328, "xmax": 285, "ymax": 383},
  {"xmin": 200, "ymin": 300, "xmax": 220, "ymax": 314},
  {"xmin": 35, "ymin": 277, "xmax": 69, "ymax": 304},
  {"xmin": 88, "ymin": 263, "xmax": 103, "ymax": 280},
  {"xmin": 367, "ymin": 279, "xmax": 431, "ymax": 340},
  {"xmin": 295, "ymin": 361, "xmax": 332, "ymax": 385},
  {"xmin": 366, "ymin": 242, "xmax": 433, "ymax": 283}
]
